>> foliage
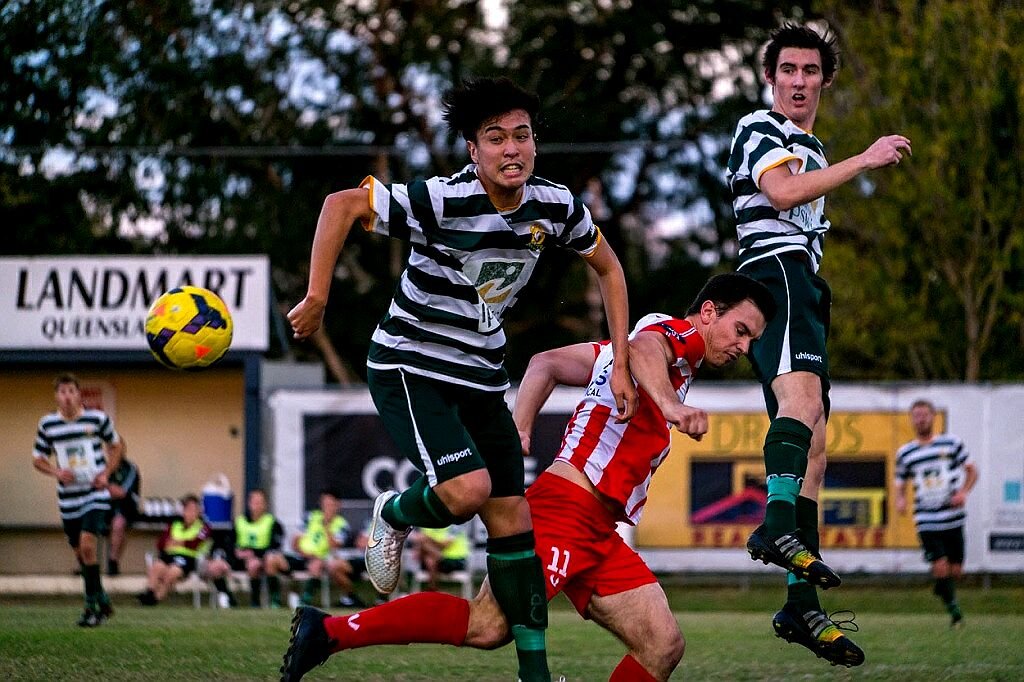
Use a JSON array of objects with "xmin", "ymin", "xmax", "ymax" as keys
[{"xmin": 817, "ymin": 0, "xmax": 1024, "ymax": 380}]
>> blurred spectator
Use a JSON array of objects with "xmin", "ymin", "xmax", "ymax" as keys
[
  {"xmin": 137, "ymin": 494, "xmax": 234, "ymax": 606},
  {"xmin": 206, "ymin": 488, "xmax": 285, "ymax": 607},
  {"xmin": 104, "ymin": 440, "xmax": 141, "ymax": 576},
  {"xmin": 267, "ymin": 490, "xmax": 361, "ymax": 607},
  {"xmin": 412, "ymin": 525, "xmax": 470, "ymax": 591}
]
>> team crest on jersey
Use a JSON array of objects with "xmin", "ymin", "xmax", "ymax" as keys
[
  {"xmin": 475, "ymin": 261, "xmax": 526, "ymax": 305},
  {"xmin": 527, "ymin": 224, "xmax": 547, "ymax": 252}
]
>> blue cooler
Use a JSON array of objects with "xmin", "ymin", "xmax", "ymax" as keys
[{"xmin": 202, "ymin": 475, "xmax": 233, "ymax": 524}]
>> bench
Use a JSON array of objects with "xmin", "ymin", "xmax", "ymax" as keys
[
  {"xmin": 408, "ymin": 568, "xmax": 475, "ymax": 599},
  {"xmin": 144, "ymin": 553, "xmax": 331, "ymax": 609}
]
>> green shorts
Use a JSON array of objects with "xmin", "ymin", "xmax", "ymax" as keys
[
  {"xmin": 367, "ymin": 367, "xmax": 525, "ymax": 497},
  {"xmin": 919, "ymin": 527, "xmax": 965, "ymax": 565},
  {"xmin": 62, "ymin": 508, "xmax": 110, "ymax": 549},
  {"xmin": 739, "ymin": 252, "xmax": 832, "ymax": 418}
]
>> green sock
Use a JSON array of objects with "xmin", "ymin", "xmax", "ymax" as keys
[
  {"xmin": 796, "ymin": 497, "xmax": 820, "ymax": 556},
  {"xmin": 763, "ymin": 417, "xmax": 811, "ymax": 537},
  {"xmin": 267, "ymin": 576, "xmax": 281, "ymax": 603},
  {"xmin": 382, "ymin": 476, "xmax": 460, "ymax": 529},
  {"xmin": 935, "ymin": 577, "xmax": 956, "ymax": 607},
  {"xmin": 787, "ymin": 495, "xmax": 822, "ymax": 608},
  {"xmin": 486, "ymin": 532, "xmax": 550, "ymax": 682},
  {"xmin": 787, "ymin": 573, "xmax": 820, "ymax": 611},
  {"xmin": 303, "ymin": 578, "xmax": 320, "ymax": 602},
  {"xmin": 82, "ymin": 563, "xmax": 101, "ymax": 608}
]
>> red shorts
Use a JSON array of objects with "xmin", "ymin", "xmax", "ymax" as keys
[{"xmin": 526, "ymin": 471, "xmax": 657, "ymax": 618}]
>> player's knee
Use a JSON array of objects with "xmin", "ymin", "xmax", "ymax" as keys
[
  {"xmin": 437, "ymin": 474, "xmax": 491, "ymax": 519},
  {"xmin": 637, "ymin": 627, "xmax": 685, "ymax": 676},
  {"xmin": 664, "ymin": 629, "xmax": 686, "ymax": 670}
]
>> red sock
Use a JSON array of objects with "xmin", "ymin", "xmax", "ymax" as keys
[
  {"xmin": 323, "ymin": 592, "xmax": 470, "ymax": 652},
  {"xmin": 609, "ymin": 654, "xmax": 657, "ymax": 682}
]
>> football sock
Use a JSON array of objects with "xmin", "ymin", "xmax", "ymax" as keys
[
  {"xmin": 487, "ymin": 532, "xmax": 550, "ymax": 682},
  {"xmin": 788, "ymin": 496, "xmax": 822, "ymax": 610},
  {"xmin": 796, "ymin": 496, "xmax": 821, "ymax": 556},
  {"xmin": 763, "ymin": 417, "xmax": 811, "ymax": 537},
  {"xmin": 249, "ymin": 577, "xmax": 263, "ymax": 606},
  {"xmin": 934, "ymin": 577, "xmax": 956, "ymax": 608},
  {"xmin": 323, "ymin": 592, "xmax": 469, "ymax": 652},
  {"xmin": 267, "ymin": 576, "xmax": 281, "ymax": 603},
  {"xmin": 609, "ymin": 654, "xmax": 657, "ymax": 682},
  {"xmin": 303, "ymin": 577, "xmax": 321, "ymax": 603},
  {"xmin": 212, "ymin": 577, "xmax": 230, "ymax": 595},
  {"xmin": 82, "ymin": 563, "xmax": 101, "ymax": 608},
  {"xmin": 383, "ymin": 476, "xmax": 460, "ymax": 529},
  {"xmin": 787, "ymin": 572, "xmax": 820, "ymax": 611}
]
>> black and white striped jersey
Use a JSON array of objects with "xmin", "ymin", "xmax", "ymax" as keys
[
  {"xmin": 362, "ymin": 165, "xmax": 602, "ymax": 391},
  {"xmin": 33, "ymin": 409, "xmax": 119, "ymax": 520},
  {"xmin": 895, "ymin": 434, "xmax": 970, "ymax": 531}
]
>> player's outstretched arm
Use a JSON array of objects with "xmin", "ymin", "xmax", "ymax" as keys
[
  {"xmin": 630, "ymin": 331, "xmax": 708, "ymax": 440},
  {"xmin": 582, "ymin": 238, "xmax": 636, "ymax": 422},
  {"xmin": 288, "ymin": 187, "xmax": 373, "ymax": 340},
  {"xmin": 513, "ymin": 343, "xmax": 598, "ymax": 454},
  {"xmin": 760, "ymin": 134, "xmax": 912, "ymax": 211}
]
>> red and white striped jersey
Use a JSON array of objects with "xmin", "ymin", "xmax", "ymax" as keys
[{"xmin": 555, "ymin": 313, "xmax": 705, "ymax": 525}]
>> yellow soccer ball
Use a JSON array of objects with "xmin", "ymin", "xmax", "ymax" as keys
[{"xmin": 145, "ymin": 286, "xmax": 233, "ymax": 369}]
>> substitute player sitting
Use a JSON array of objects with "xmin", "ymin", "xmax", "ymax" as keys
[
  {"xmin": 137, "ymin": 494, "xmax": 214, "ymax": 606},
  {"xmin": 281, "ymin": 273, "xmax": 773, "ymax": 682}
]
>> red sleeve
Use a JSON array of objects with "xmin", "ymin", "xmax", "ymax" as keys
[
  {"xmin": 637, "ymin": 318, "xmax": 705, "ymax": 367},
  {"xmin": 156, "ymin": 527, "xmax": 171, "ymax": 552},
  {"xmin": 180, "ymin": 523, "xmax": 213, "ymax": 551}
]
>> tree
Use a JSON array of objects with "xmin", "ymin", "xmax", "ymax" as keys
[
  {"xmin": 1, "ymin": 0, "xmax": 811, "ymax": 380},
  {"xmin": 817, "ymin": 0, "xmax": 1024, "ymax": 380}
]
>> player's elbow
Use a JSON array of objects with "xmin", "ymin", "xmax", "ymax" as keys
[{"xmin": 764, "ymin": 190, "xmax": 799, "ymax": 212}]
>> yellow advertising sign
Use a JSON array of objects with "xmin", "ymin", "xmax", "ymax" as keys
[{"xmin": 636, "ymin": 411, "xmax": 943, "ymax": 549}]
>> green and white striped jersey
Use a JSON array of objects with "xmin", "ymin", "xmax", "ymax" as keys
[
  {"xmin": 33, "ymin": 409, "xmax": 119, "ymax": 520},
  {"xmin": 362, "ymin": 164, "xmax": 602, "ymax": 391},
  {"xmin": 727, "ymin": 110, "xmax": 831, "ymax": 273}
]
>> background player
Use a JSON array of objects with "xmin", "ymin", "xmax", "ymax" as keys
[
  {"xmin": 104, "ymin": 440, "xmax": 141, "ymax": 576},
  {"xmin": 32, "ymin": 373, "xmax": 122, "ymax": 627},
  {"xmin": 895, "ymin": 399, "xmax": 978, "ymax": 627}
]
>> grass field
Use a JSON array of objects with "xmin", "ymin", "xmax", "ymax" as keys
[{"xmin": 2, "ymin": 585, "xmax": 1022, "ymax": 681}]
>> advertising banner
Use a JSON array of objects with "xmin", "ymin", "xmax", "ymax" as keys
[
  {"xmin": 0, "ymin": 255, "xmax": 269, "ymax": 350},
  {"xmin": 269, "ymin": 383, "xmax": 1024, "ymax": 573}
]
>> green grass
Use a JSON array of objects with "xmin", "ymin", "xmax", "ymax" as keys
[{"xmin": 1, "ymin": 587, "xmax": 1022, "ymax": 681}]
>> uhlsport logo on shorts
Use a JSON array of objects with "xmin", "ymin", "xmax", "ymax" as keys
[
  {"xmin": 795, "ymin": 352, "xmax": 823, "ymax": 363},
  {"xmin": 437, "ymin": 447, "xmax": 473, "ymax": 467}
]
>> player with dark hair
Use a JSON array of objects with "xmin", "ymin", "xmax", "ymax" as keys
[
  {"xmin": 280, "ymin": 274, "xmax": 773, "ymax": 682},
  {"xmin": 285, "ymin": 76, "xmax": 635, "ymax": 682},
  {"xmin": 33, "ymin": 373, "xmax": 122, "ymax": 627},
  {"xmin": 895, "ymin": 399, "xmax": 978, "ymax": 627},
  {"xmin": 137, "ymin": 494, "xmax": 214, "ymax": 606},
  {"xmin": 727, "ymin": 22, "xmax": 911, "ymax": 665}
]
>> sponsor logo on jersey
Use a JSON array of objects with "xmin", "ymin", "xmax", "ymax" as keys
[
  {"xmin": 437, "ymin": 447, "xmax": 473, "ymax": 467},
  {"xmin": 795, "ymin": 351, "xmax": 823, "ymax": 363},
  {"xmin": 474, "ymin": 261, "xmax": 526, "ymax": 305}
]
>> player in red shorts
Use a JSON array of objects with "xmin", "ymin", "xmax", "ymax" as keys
[{"xmin": 281, "ymin": 273, "xmax": 774, "ymax": 682}]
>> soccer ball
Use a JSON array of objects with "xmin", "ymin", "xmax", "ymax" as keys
[{"xmin": 145, "ymin": 286, "xmax": 233, "ymax": 369}]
